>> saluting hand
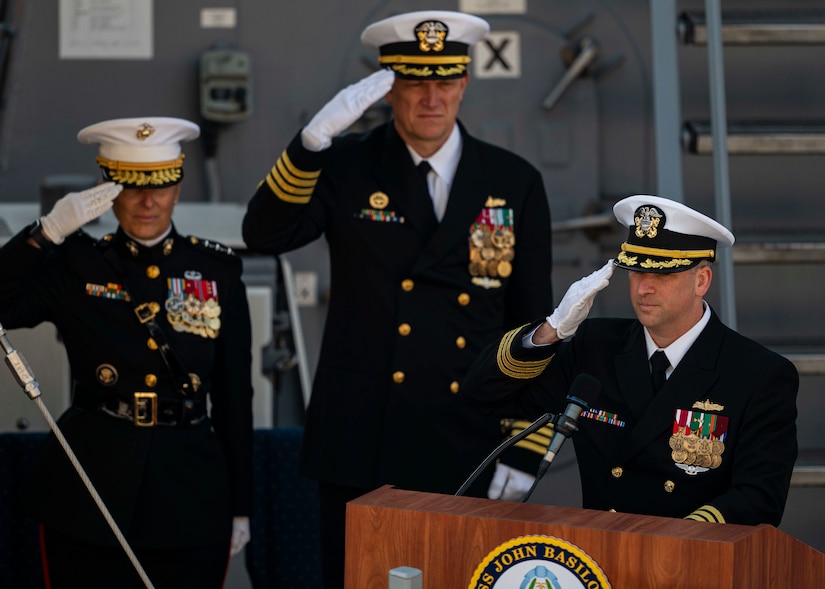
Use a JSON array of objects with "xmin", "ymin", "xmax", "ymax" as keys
[
  {"xmin": 301, "ymin": 68, "xmax": 396, "ymax": 152},
  {"xmin": 40, "ymin": 181, "xmax": 123, "ymax": 244},
  {"xmin": 546, "ymin": 259, "xmax": 615, "ymax": 340}
]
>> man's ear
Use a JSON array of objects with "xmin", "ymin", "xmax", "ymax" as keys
[
  {"xmin": 460, "ymin": 73, "xmax": 470, "ymax": 99},
  {"xmin": 695, "ymin": 265, "xmax": 713, "ymax": 296}
]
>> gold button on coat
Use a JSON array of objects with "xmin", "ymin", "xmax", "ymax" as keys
[
  {"xmin": 455, "ymin": 336, "xmax": 466, "ymax": 349},
  {"xmin": 144, "ymin": 374, "xmax": 158, "ymax": 387},
  {"xmin": 146, "ymin": 265, "xmax": 160, "ymax": 279},
  {"xmin": 392, "ymin": 371, "xmax": 405, "ymax": 384},
  {"xmin": 398, "ymin": 323, "xmax": 411, "ymax": 336},
  {"xmin": 457, "ymin": 293, "xmax": 470, "ymax": 306},
  {"xmin": 611, "ymin": 466, "xmax": 623, "ymax": 478},
  {"xmin": 147, "ymin": 338, "xmax": 158, "ymax": 350},
  {"xmin": 664, "ymin": 480, "xmax": 675, "ymax": 493},
  {"xmin": 450, "ymin": 381, "xmax": 460, "ymax": 394},
  {"xmin": 401, "ymin": 279, "xmax": 414, "ymax": 292}
]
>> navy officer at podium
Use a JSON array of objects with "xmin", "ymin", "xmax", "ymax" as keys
[{"xmin": 462, "ymin": 195, "xmax": 798, "ymax": 526}]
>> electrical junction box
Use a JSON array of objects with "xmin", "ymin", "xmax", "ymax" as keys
[{"xmin": 199, "ymin": 47, "xmax": 253, "ymax": 123}]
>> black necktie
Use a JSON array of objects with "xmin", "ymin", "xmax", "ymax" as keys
[
  {"xmin": 417, "ymin": 160, "xmax": 432, "ymax": 177},
  {"xmin": 650, "ymin": 350, "xmax": 670, "ymax": 393},
  {"xmin": 417, "ymin": 160, "xmax": 432, "ymax": 197}
]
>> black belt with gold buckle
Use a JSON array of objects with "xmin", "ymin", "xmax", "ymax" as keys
[{"xmin": 82, "ymin": 392, "xmax": 207, "ymax": 427}]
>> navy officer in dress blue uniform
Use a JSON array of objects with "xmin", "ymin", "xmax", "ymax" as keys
[
  {"xmin": 0, "ymin": 117, "xmax": 254, "ymax": 588},
  {"xmin": 462, "ymin": 195, "xmax": 798, "ymax": 526},
  {"xmin": 242, "ymin": 10, "xmax": 554, "ymax": 587}
]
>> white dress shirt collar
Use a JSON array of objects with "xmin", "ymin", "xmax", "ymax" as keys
[
  {"xmin": 644, "ymin": 302, "xmax": 711, "ymax": 376},
  {"xmin": 406, "ymin": 123, "xmax": 462, "ymax": 186}
]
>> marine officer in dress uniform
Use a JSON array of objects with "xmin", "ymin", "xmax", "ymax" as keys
[
  {"xmin": 462, "ymin": 194, "xmax": 799, "ymax": 525},
  {"xmin": 242, "ymin": 10, "xmax": 554, "ymax": 587},
  {"xmin": 0, "ymin": 117, "xmax": 254, "ymax": 588}
]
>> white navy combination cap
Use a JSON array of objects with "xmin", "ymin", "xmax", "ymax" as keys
[
  {"xmin": 361, "ymin": 10, "xmax": 489, "ymax": 79},
  {"xmin": 613, "ymin": 195, "xmax": 735, "ymax": 273},
  {"xmin": 77, "ymin": 117, "xmax": 200, "ymax": 188}
]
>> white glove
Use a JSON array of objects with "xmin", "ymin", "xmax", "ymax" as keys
[
  {"xmin": 487, "ymin": 462, "xmax": 536, "ymax": 502},
  {"xmin": 229, "ymin": 516, "xmax": 251, "ymax": 556},
  {"xmin": 40, "ymin": 182, "xmax": 123, "ymax": 244},
  {"xmin": 301, "ymin": 68, "xmax": 395, "ymax": 151},
  {"xmin": 547, "ymin": 259, "xmax": 615, "ymax": 339}
]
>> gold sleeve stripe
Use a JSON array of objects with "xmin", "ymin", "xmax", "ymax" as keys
[
  {"xmin": 275, "ymin": 155, "xmax": 319, "ymax": 188},
  {"xmin": 684, "ymin": 505, "xmax": 725, "ymax": 523},
  {"xmin": 515, "ymin": 439, "xmax": 551, "ymax": 455},
  {"xmin": 266, "ymin": 174, "xmax": 311, "ymax": 204},
  {"xmin": 513, "ymin": 424, "xmax": 553, "ymax": 455},
  {"xmin": 509, "ymin": 422, "xmax": 554, "ymax": 446},
  {"xmin": 496, "ymin": 325, "xmax": 554, "ymax": 379},
  {"xmin": 280, "ymin": 150, "xmax": 321, "ymax": 180},
  {"xmin": 264, "ymin": 151, "xmax": 321, "ymax": 205},
  {"xmin": 270, "ymin": 167, "xmax": 314, "ymax": 196}
]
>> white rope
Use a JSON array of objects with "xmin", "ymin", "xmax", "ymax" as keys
[{"xmin": 1, "ymin": 324, "xmax": 154, "ymax": 588}]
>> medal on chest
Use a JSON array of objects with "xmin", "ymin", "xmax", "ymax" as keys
[
  {"xmin": 670, "ymin": 407, "xmax": 729, "ymax": 475},
  {"xmin": 165, "ymin": 273, "xmax": 221, "ymax": 338},
  {"xmin": 468, "ymin": 199, "xmax": 514, "ymax": 289}
]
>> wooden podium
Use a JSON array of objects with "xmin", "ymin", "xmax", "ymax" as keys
[{"xmin": 345, "ymin": 485, "xmax": 825, "ymax": 588}]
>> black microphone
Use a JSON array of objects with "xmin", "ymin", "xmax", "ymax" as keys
[{"xmin": 537, "ymin": 374, "xmax": 601, "ymax": 478}]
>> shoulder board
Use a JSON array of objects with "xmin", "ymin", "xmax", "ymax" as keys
[{"xmin": 186, "ymin": 235, "xmax": 236, "ymax": 257}]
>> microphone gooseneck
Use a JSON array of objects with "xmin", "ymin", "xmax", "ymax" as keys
[
  {"xmin": 519, "ymin": 373, "xmax": 601, "ymax": 503},
  {"xmin": 537, "ymin": 373, "xmax": 601, "ymax": 479}
]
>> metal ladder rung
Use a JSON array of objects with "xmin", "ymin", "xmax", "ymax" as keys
[
  {"xmin": 682, "ymin": 121, "xmax": 825, "ymax": 155},
  {"xmin": 783, "ymin": 353, "xmax": 825, "ymax": 376},
  {"xmin": 792, "ymin": 449, "xmax": 825, "ymax": 487},
  {"xmin": 679, "ymin": 10, "xmax": 825, "ymax": 45},
  {"xmin": 733, "ymin": 242, "xmax": 825, "ymax": 264},
  {"xmin": 791, "ymin": 466, "xmax": 825, "ymax": 487}
]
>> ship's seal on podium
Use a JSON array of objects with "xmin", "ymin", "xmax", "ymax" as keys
[{"xmin": 467, "ymin": 535, "xmax": 611, "ymax": 589}]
